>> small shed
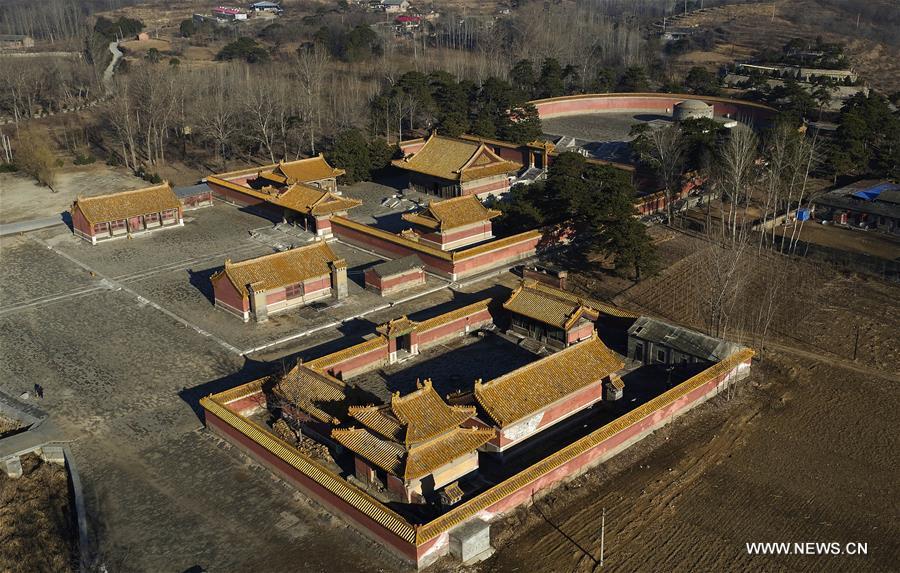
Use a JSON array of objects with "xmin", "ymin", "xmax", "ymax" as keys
[
  {"xmin": 364, "ymin": 255, "xmax": 425, "ymax": 296},
  {"xmin": 627, "ymin": 316, "xmax": 742, "ymax": 366}
]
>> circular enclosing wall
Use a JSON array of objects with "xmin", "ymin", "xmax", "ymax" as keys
[{"xmin": 674, "ymin": 99, "xmax": 714, "ymax": 121}]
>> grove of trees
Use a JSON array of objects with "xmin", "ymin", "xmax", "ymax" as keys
[{"xmin": 492, "ymin": 153, "xmax": 658, "ymax": 280}]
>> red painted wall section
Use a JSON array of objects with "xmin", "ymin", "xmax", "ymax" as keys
[
  {"xmin": 266, "ymin": 289, "xmax": 287, "ymax": 305},
  {"xmin": 463, "ymin": 178, "xmax": 511, "ymax": 196},
  {"xmin": 416, "ymin": 309, "xmax": 492, "ymax": 348},
  {"xmin": 204, "ymin": 411, "xmax": 418, "ymax": 563},
  {"xmin": 331, "ymin": 221, "xmax": 455, "ymax": 274},
  {"xmin": 532, "ymin": 94, "xmax": 776, "ymax": 123},
  {"xmin": 207, "ymin": 181, "xmax": 267, "ymax": 207},
  {"xmin": 379, "ymin": 270, "xmax": 425, "ymax": 291},
  {"xmin": 329, "ymin": 346, "xmax": 390, "ymax": 378},
  {"xmin": 315, "ymin": 216, "xmax": 332, "ymax": 232},
  {"xmin": 453, "ymin": 235, "xmax": 540, "ymax": 277},
  {"xmin": 364, "ymin": 269, "xmax": 382, "ymax": 289},
  {"xmin": 213, "ymin": 276, "xmax": 249, "ymax": 312},
  {"xmin": 483, "ymin": 360, "xmax": 750, "ymax": 517},
  {"xmin": 567, "ymin": 322, "xmax": 594, "ymax": 344},
  {"xmin": 71, "ymin": 206, "xmax": 93, "ymax": 238},
  {"xmin": 421, "ymin": 222, "xmax": 492, "ymax": 247},
  {"xmin": 225, "ymin": 391, "xmax": 267, "ymax": 415}
]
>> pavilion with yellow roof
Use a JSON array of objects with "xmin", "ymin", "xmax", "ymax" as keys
[
  {"xmin": 401, "ymin": 195, "xmax": 501, "ymax": 250},
  {"xmin": 392, "ymin": 133, "xmax": 522, "ymax": 199},
  {"xmin": 333, "ymin": 379, "xmax": 495, "ymax": 503}
]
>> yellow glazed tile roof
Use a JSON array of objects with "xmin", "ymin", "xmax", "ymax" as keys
[
  {"xmin": 200, "ymin": 396, "xmax": 417, "ymax": 542},
  {"xmin": 475, "ymin": 334, "xmax": 623, "ymax": 427},
  {"xmin": 348, "ymin": 379, "xmax": 476, "ymax": 445},
  {"xmin": 504, "ymin": 280, "xmax": 601, "ymax": 330},
  {"xmin": 272, "ymin": 364, "xmax": 348, "ymax": 424},
  {"xmin": 305, "ymin": 337, "xmax": 389, "ymax": 372},
  {"xmin": 72, "ymin": 184, "xmax": 181, "ymax": 224},
  {"xmin": 271, "ymin": 155, "xmax": 346, "ymax": 183},
  {"xmin": 401, "ymin": 195, "xmax": 501, "ymax": 231},
  {"xmin": 336, "ymin": 379, "xmax": 493, "ymax": 480},
  {"xmin": 332, "ymin": 425, "xmax": 494, "ymax": 480},
  {"xmin": 271, "ymin": 184, "xmax": 362, "ymax": 216},
  {"xmin": 376, "ymin": 316, "xmax": 418, "ymax": 338},
  {"xmin": 418, "ymin": 347, "xmax": 754, "ymax": 542},
  {"xmin": 214, "ymin": 241, "xmax": 340, "ymax": 297},
  {"xmin": 206, "ymin": 176, "xmax": 360, "ymax": 216},
  {"xmin": 391, "ymin": 134, "xmax": 521, "ymax": 182}
]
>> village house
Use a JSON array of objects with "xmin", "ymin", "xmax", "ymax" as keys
[
  {"xmin": 812, "ymin": 180, "xmax": 900, "ymax": 234},
  {"xmin": 70, "ymin": 184, "xmax": 183, "ymax": 244},
  {"xmin": 503, "ymin": 280, "xmax": 599, "ymax": 349},
  {"xmin": 392, "ymin": 134, "xmax": 522, "ymax": 198},
  {"xmin": 333, "ymin": 379, "xmax": 495, "ymax": 503},
  {"xmin": 249, "ymin": 1, "xmax": 283, "ymax": 14},
  {"xmin": 382, "ymin": 0, "xmax": 410, "ymax": 13},
  {"xmin": 627, "ymin": 316, "xmax": 743, "ymax": 366},
  {"xmin": 401, "ymin": 195, "xmax": 500, "ymax": 250},
  {"xmin": 0, "ymin": 34, "xmax": 35, "ymax": 50},
  {"xmin": 206, "ymin": 156, "xmax": 357, "ymax": 235},
  {"xmin": 364, "ymin": 255, "xmax": 426, "ymax": 296},
  {"xmin": 210, "ymin": 241, "xmax": 348, "ymax": 322}
]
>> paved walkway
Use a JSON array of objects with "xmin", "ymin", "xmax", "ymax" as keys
[{"xmin": 0, "ymin": 214, "xmax": 66, "ymax": 236}]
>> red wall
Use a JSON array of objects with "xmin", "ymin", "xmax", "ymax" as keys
[
  {"xmin": 305, "ymin": 275, "xmax": 332, "ymax": 293},
  {"xmin": 213, "ymin": 276, "xmax": 249, "ymax": 312},
  {"xmin": 415, "ymin": 309, "xmax": 492, "ymax": 347},
  {"xmin": 329, "ymin": 346, "xmax": 389, "ymax": 378},
  {"xmin": 532, "ymin": 94, "xmax": 777, "ymax": 123},
  {"xmin": 421, "ymin": 222, "xmax": 492, "ymax": 247},
  {"xmin": 364, "ymin": 269, "xmax": 382, "ymax": 289},
  {"xmin": 483, "ymin": 360, "xmax": 749, "ymax": 517},
  {"xmin": 204, "ymin": 410, "xmax": 418, "ymax": 562},
  {"xmin": 463, "ymin": 178, "xmax": 511, "ymax": 196},
  {"xmin": 453, "ymin": 234, "xmax": 541, "ymax": 277},
  {"xmin": 379, "ymin": 269, "xmax": 425, "ymax": 291},
  {"xmin": 71, "ymin": 206, "xmax": 93, "ymax": 238},
  {"xmin": 566, "ymin": 322, "xmax": 594, "ymax": 344},
  {"xmin": 331, "ymin": 220, "xmax": 455, "ymax": 275}
]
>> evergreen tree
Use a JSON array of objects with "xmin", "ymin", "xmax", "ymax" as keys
[
  {"xmin": 537, "ymin": 58, "xmax": 565, "ymax": 98},
  {"xmin": 509, "ymin": 59, "xmax": 536, "ymax": 99},
  {"xmin": 617, "ymin": 66, "xmax": 649, "ymax": 92}
]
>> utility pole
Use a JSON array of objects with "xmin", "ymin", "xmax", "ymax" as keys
[
  {"xmin": 852, "ymin": 324, "xmax": 860, "ymax": 361},
  {"xmin": 600, "ymin": 507, "xmax": 606, "ymax": 567}
]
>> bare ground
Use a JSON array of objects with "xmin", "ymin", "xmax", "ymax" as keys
[
  {"xmin": 0, "ymin": 165, "xmax": 148, "ymax": 224},
  {"xmin": 460, "ymin": 349, "xmax": 900, "ymax": 573},
  {"xmin": 443, "ymin": 233, "xmax": 900, "ymax": 573},
  {"xmin": 674, "ymin": 1, "xmax": 900, "ymax": 94}
]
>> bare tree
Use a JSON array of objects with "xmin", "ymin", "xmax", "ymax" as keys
[
  {"xmin": 645, "ymin": 124, "xmax": 685, "ymax": 225},
  {"xmin": 295, "ymin": 45, "xmax": 330, "ymax": 155}
]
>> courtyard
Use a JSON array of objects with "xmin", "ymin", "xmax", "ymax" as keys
[{"xmin": 0, "ymin": 199, "xmax": 531, "ymax": 572}]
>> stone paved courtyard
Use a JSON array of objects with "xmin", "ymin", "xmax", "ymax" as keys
[{"xmin": 0, "ymin": 201, "xmax": 526, "ymax": 572}]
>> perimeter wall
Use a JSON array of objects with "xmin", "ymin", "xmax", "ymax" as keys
[
  {"xmin": 201, "ymin": 341, "xmax": 753, "ymax": 568},
  {"xmin": 531, "ymin": 93, "xmax": 777, "ymax": 123}
]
